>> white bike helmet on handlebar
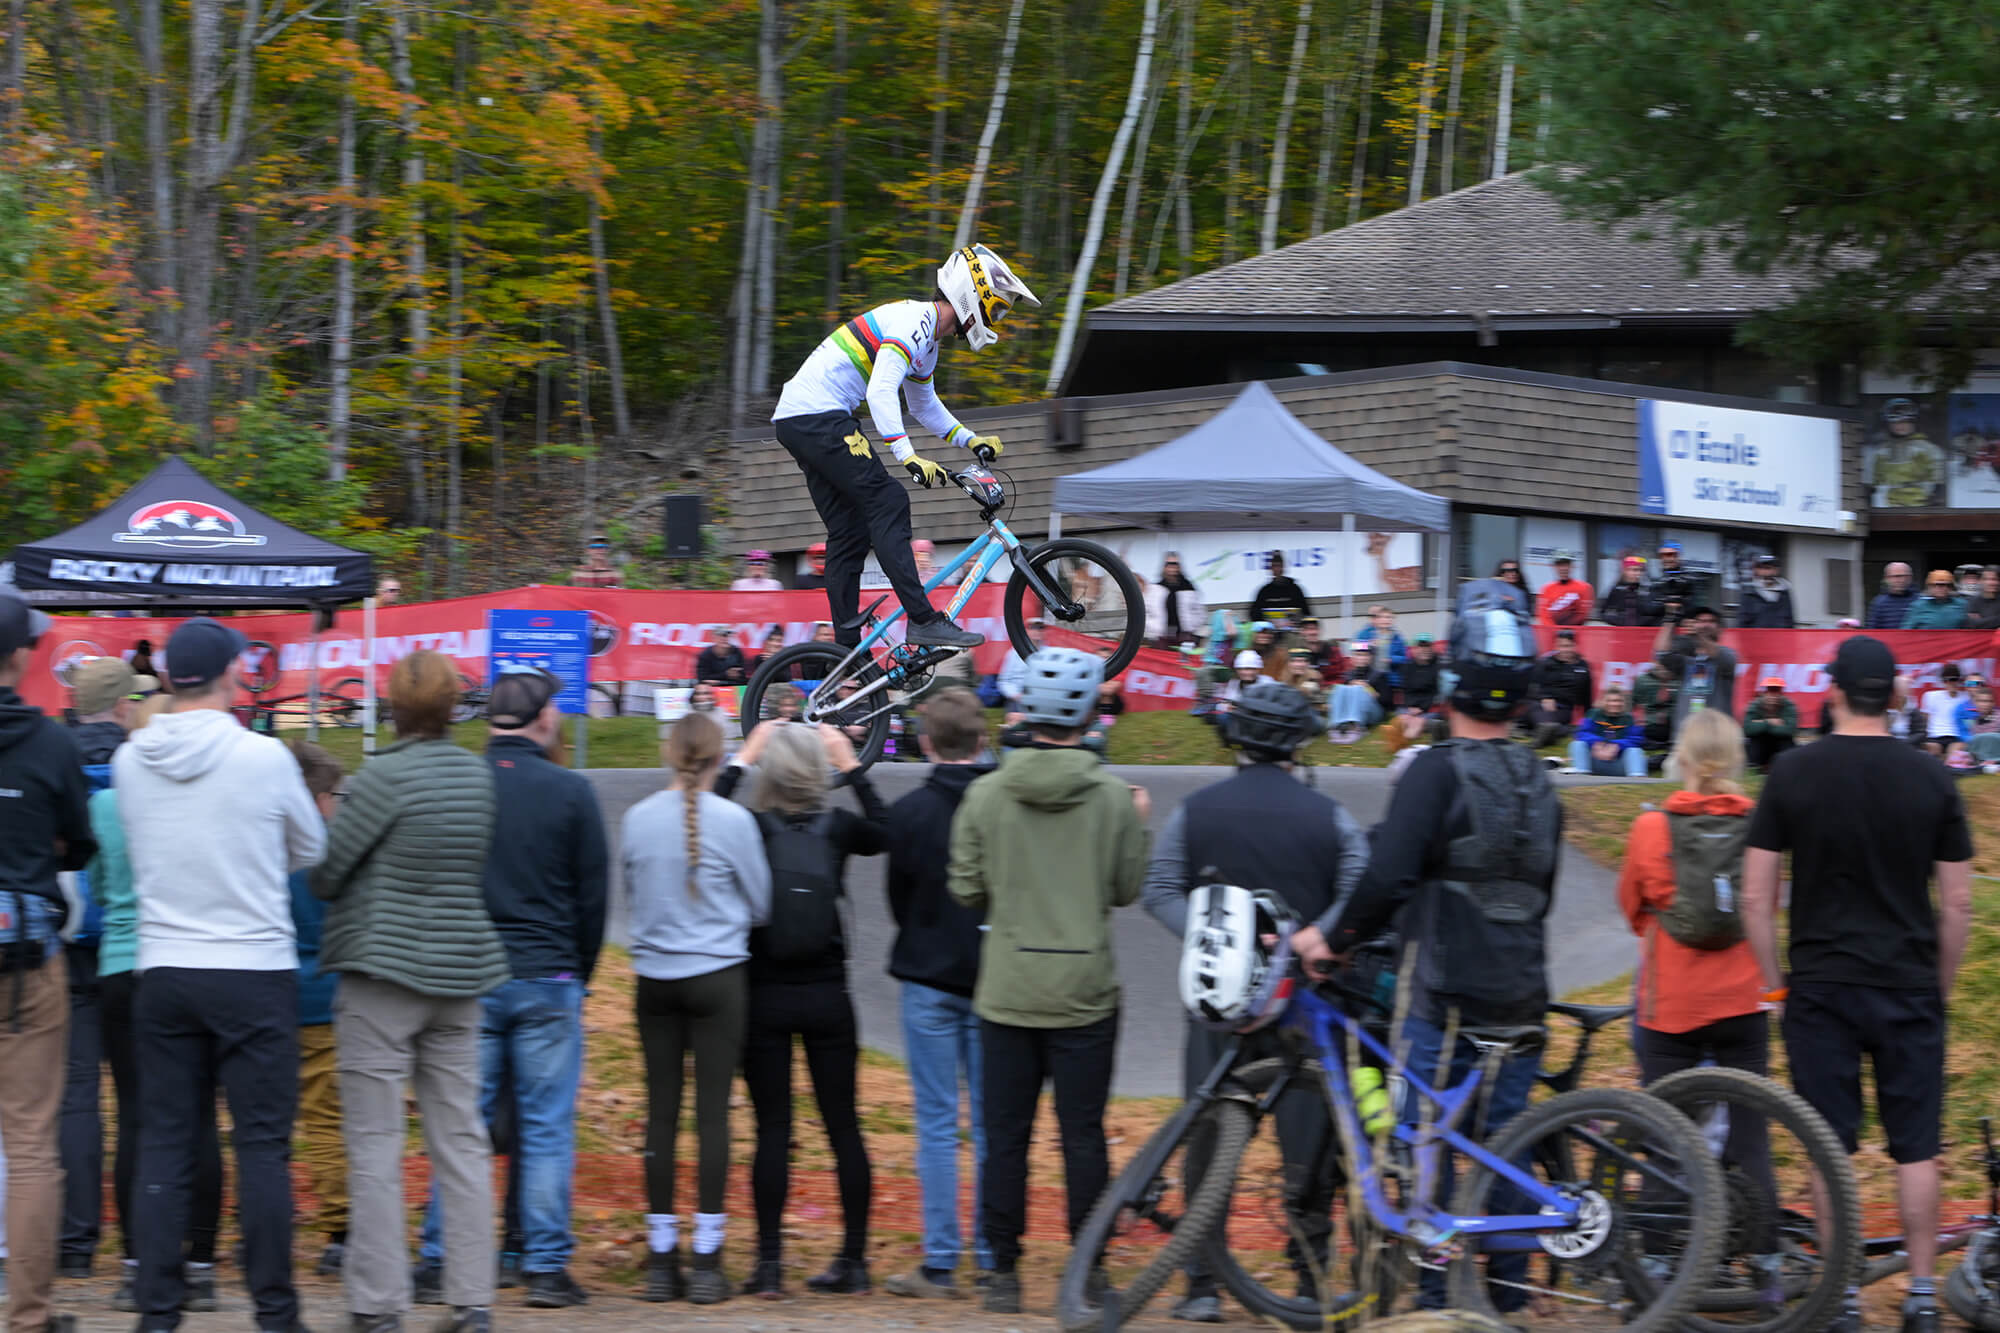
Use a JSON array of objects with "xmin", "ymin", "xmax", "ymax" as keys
[
  {"xmin": 1179, "ymin": 884, "xmax": 1299, "ymax": 1033},
  {"xmin": 937, "ymin": 244, "xmax": 1040, "ymax": 352}
]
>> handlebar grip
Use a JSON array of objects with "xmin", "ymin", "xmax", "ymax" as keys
[{"xmin": 973, "ymin": 443, "xmax": 996, "ymax": 464}]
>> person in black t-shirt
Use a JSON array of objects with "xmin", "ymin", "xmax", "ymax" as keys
[
  {"xmin": 1249, "ymin": 551, "xmax": 1311, "ymax": 631},
  {"xmin": 1743, "ymin": 636, "xmax": 1974, "ymax": 1333}
]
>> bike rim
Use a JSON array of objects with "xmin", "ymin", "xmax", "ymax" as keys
[{"xmin": 1018, "ymin": 547, "xmax": 1137, "ymax": 660}]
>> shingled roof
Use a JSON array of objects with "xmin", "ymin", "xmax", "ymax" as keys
[{"xmin": 1095, "ymin": 173, "xmax": 1806, "ymax": 324}]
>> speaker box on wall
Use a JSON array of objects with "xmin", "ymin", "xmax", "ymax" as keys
[{"xmin": 663, "ymin": 494, "xmax": 704, "ymax": 558}]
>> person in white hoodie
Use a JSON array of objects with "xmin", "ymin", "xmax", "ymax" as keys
[{"xmin": 114, "ymin": 618, "xmax": 323, "ymax": 1333}]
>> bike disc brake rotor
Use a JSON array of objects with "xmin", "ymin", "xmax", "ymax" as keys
[{"xmin": 1540, "ymin": 1188, "xmax": 1619, "ymax": 1269}]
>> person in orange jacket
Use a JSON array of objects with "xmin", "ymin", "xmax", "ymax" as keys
[{"xmin": 1535, "ymin": 555, "xmax": 1593, "ymax": 626}]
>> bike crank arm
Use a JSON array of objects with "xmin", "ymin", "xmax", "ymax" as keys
[{"xmin": 803, "ymin": 661, "xmax": 898, "ymax": 719}]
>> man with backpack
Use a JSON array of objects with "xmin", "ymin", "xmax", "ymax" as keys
[
  {"xmin": 880, "ymin": 687, "xmax": 996, "ymax": 1300},
  {"xmin": 1141, "ymin": 680, "xmax": 1370, "ymax": 1321},
  {"xmin": 949, "ymin": 647, "xmax": 1151, "ymax": 1315},
  {"xmin": 1327, "ymin": 576, "xmax": 1560, "ymax": 1315}
]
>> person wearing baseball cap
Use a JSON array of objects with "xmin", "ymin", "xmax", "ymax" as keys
[
  {"xmin": 0, "ymin": 585, "xmax": 97, "ymax": 1333},
  {"xmin": 1744, "ymin": 635, "xmax": 1974, "ymax": 1333},
  {"xmin": 1535, "ymin": 554, "xmax": 1593, "ymax": 627},
  {"xmin": 1600, "ymin": 554, "xmax": 1655, "ymax": 628},
  {"xmin": 114, "ymin": 616, "xmax": 325, "ymax": 1331},
  {"xmin": 1741, "ymin": 675, "xmax": 1799, "ymax": 772},
  {"xmin": 1736, "ymin": 554, "xmax": 1796, "ymax": 630}
]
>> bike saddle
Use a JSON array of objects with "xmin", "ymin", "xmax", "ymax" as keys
[
  {"xmin": 1457, "ymin": 1023, "xmax": 1546, "ymax": 1052},
  {"xmin": 840, "ymin": 595, "xmax": 891, "ymax": 632},
  {"xmin": 1546, "ymin": 1001, "xmax": 1635, "ymax": 1033}
]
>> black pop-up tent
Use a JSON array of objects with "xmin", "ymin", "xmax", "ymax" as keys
[{"xmin": 2, "ymin": 455, "xmax": 374, "ymax": 611}]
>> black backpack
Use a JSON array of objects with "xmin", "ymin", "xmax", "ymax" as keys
[
  {"xmin": 753, "ymin": 810, "xmax": 843, "ymax": 965},
  {"xmin": 1659, "ymin": 813, "xmax": 1749, "ymax": 950}
]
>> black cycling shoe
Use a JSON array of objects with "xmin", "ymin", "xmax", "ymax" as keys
[
  {"xmin": 645, "ymin": 1251, "xmax": 685, "ymax": 1302},
  {"xmin": 983, "ymin": 1271, "xmax": 1022, "ymax": 1315},
  {"xmin": 906, "ymin": 619, "xmax": 984, "ymax": 650},
  {"xmin": 805, "ymin": 1256, "xmax": 870, "ymax": 1295},
  {"xmin": 741, "ymin": 1258, "xmax": 784, "ymax": 1300},
  {"xmin": 411, "ymin": 1260, "xmax": 444, "ymax": 1306}
]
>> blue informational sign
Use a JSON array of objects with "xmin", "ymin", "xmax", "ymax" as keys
[{"xmin": 487, "ymin": 609, "xmax": 591, "ymax": 715}]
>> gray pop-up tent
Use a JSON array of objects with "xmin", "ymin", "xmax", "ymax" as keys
[{"xmin": 1051, "ymin": 380, "xmax": 1452, "ymax": 621}]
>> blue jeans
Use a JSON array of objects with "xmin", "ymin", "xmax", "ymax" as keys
[
  {"xmin": 1399, "ymin": 1012, "xmax": 1541, "ymax": 1313},
  {"xmin": 1329, "ymin": 684, "xmax": 1381, "ymax": 729},
  {"xmin": 901, "ymin": 982, "xmax": 992, "ymax": 1273},
  {"xmin": 1567, "ymin": 740, "xmax": 1648, "ymax": 777},
  {"xmin": 421, "ymin": 978, "xmax": 584, "ymax": 1273}
]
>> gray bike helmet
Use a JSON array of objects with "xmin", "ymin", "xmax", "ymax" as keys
[{"xmin": 1017, "ymin": 646, "xmax": 1105, "ymax": 728}]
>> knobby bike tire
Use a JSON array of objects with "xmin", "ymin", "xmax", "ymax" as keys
[
  {"xmin": 1646, "ymin": 1066, "xmax": 1860, "ymax": 1333},
  {"xmin": 1201, "ymin": 1057, "xmax": 1399, "ymax": 1330},
  {"xmin": 1946, "ymin": 1230, "xmax": 2000, "ymax": 1331},
  {"xmin": 1055, "ymin": 1097, "xmax": 1255, "ymax": 1332},
  {"xmin": 739, "ymin": 643, "xmax": 892, "ymax": 770},
  {"xmin": 1003, "ymin": 538, "xmax": 1146, "ymax": 678},
  {"xmin": 1448, "ymin": 1086, "xmax": 1727, "ymax": 1333},
  {"xmin": 1864, "ymin": 1224, "xmax": 1976, "ymax": 1286},
  {"xmin": 328, "ymin": 677, "xmax": 366, "ymax": 728}
]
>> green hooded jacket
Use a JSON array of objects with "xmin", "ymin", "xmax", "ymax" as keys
[
  {"xmin": 1902, "ymin": 595, "xmax": 1969, "ymax": 630},
  {"xmin": 948, "ymin": 746, "xmax": 1149, "ymax": 1029}
]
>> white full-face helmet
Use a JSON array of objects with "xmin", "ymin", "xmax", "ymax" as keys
[
  {"xmin": 937, "ymin": 244, "xmax": 1040, "ymax": 351},
  {"xmin": 1179, "ymin": 884, "xmax": 1299, "ymax": 1033}
]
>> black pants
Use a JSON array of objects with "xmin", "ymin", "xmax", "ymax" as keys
[
  {"xmin": 980, "ymin": 1012, "xmax": 1119, "ymax": 1273},
  {"xmin": 100, "ymin": 971, "xmax": 224, "ymax": 1263},
  {"xmin": 743, "ymin": 978, "xmax": 872, "ymax": 1261},
  {"xmin": 1744, "ymin": 731, "xmax": 1795, "ymax": 771},
  {"xmin": 775, "ymin": 409, "xmax": 941, "ymax": 644},
  {"xmin": 59, "ymin": 943, "xmax": 103, "ymax": 1263},
  {"xmin": 133, "ymin": 968, "xmax": 298, "ymax": 1329},
  {"xmin": 1635, "ymin": 1012, "xmax": 1777, "ymax": 1249},
  {"xmin": 636, "ymin": 966, "xmax": 748, "ymax": 1219}
]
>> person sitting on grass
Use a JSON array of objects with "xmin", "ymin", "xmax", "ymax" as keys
[
  {"xmin": 1741, "ymin": 677, "xmax": 1800, "ymax": 773},
  {"xmin": 1565, "ymin": 687, "xmax": 1648, "ymax": 777},
  {"xmin": 1199, "ymin": 650, "xmax": 1264, "ymax": 730},
  {"xmin": 1327, "ymin": 644, "xmax": 1386, "ymax": 739}
]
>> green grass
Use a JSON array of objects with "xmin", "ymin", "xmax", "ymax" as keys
[{"xmin": 311, "ymin": 715, "xmax": 665, "ymax": 772}]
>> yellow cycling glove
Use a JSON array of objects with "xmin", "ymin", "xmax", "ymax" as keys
[
  {"xmin": 905, "ymin": 455, "xmax": 950, "ymax": 488},
  {"xmin": 968, "ymin": 435, "xmax": 1004, "ymax": 459}
]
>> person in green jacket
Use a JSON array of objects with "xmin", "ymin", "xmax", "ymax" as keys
[
  {"xmin": 1742, "ymin": 677, "xmax": 1801, "ymax": 772},
  {"xmin": 948, "ymin": 647, "xmax": 1150, "ymax": 1316},
  {"xmin": 1902, "ymin": 570, "xmax": 1970, "ymax": 629},
  {"xmin": 314, "ymin": 651, "xmax": 504, "ymax": 1333}
]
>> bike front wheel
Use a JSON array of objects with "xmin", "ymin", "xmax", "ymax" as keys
[
  {"xmin": 1056, "ymin": 1096, "xmax": 1254, "ymax": 1332},
  {"xmin": 1004, "ymin": 539, "xmax": 1145, "ymax": 678},
  {"xmin": 327, "ymin": 677, "xmax": 367, "ymax": 728},
  {"xmin": 1447, "ymin": 1086, "xmax": 1726, "ymax": 1333},
  {"xmin": 739, "ymin": 643, "xmax": 893, "ymax": 769}
]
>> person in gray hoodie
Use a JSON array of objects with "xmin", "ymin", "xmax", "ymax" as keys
[
  {"xmin": 623, "ymin": 711, "xmax": 770, "ymax": 1305},
  {"xmin": 113, "ymin": 617, "xmax": 323, "ymax": 1333}
]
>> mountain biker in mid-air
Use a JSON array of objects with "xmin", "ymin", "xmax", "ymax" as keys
[{"xmin": 771, "ymin": 244, "xmax": 1041, "ymax": 652}]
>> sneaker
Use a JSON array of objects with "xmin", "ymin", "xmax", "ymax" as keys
[
  {"xmin": 983, "ymin": 1271, "xmax": 1022, "ymax": 1315},
  {"xmin": 906, "ymin": 619, "xmax": 984, "ymax": 650},
  {"xmin": 412, "ymin": 1261, "xmax": 445, "ymax": 1306},
  {"xmin": 523, "ymin": 1270, "xmax": 588, "ymax": 1308},
  {"xmin": 349, "ymin": 1317, "xmax": 403, "ymax": 1333},
  {"xmin": 741, "ymin": 1258, "xmax": 784, "ymax": 1300},
  {"xmin": 496, "ymin": 1252, "xmax": 523, "ymax": 1290},
  {"xmin": 431, "ymin": 1308, "xmax": 490, "ymax": 1333},
  {"xmin": 58, "ymin": 1255, "xmax": 92, "ymax": 1280},
  {"xmin": 260, "ymin": 1323, "xmax": 317, "ymax": 1333},
  {"xmin": 1172, "ymin": 1293, "xmax": 1223, "ymax": 1323},
  {"xmin": 687, "ymin": 1252, "xmax": 732, "ymax": 1305},
  {"xmin": 884, "ymin": 1268, "xmax": 961, "ymax": 1299},
  {"xmin": 644, "ymin": 1251, "xmax": 684, "ymax": 1303},
  {"xmin": 113, "ymin": 1270, "xmax": 136, "ymax": 1312},
  {"xmin": 806, "ymin": 1256, "xmax": 870, "ymax": 1295},
  {"xmin": 184, "ymin": 1263, "xmax": 219, "ymax": 1312},
  {"xmin": 1901, "ymin": 1301, "xmax": 1938, "ymax": 1333},
  {"xmin": 318, "ymin": 1242, "xmax": 347, "ymax": 1278}
]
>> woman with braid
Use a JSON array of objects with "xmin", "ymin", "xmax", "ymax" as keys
[{"xmin": 625, "ymin": 713, "xmax": 771, "ymax": 1304}]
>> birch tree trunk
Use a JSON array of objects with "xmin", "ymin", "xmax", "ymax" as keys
[
  {"xmin": 328, "ymin": 0, "xmax": 356, "ymax": 481},
  {"xmin": 825, "ymin": 0, "xmax": 847, "ymax": 312},
  {"xmin": 749, "ymin": 27, "xmax": 781, "ymax": 400},
  {"xmin": 1259, "ymin": 0, "xmax": 1313, "ymax": 254},
  {"xmin": 588, "ymin": 127, "xmax": 631, "ymax": 443},
  {"xmin": 926, "ymin": 0, "xmax": 949, "ymax": 254},
  {"xmin": 1044, "ymin": 0, "xmax": 1159, "ymax": 393},
  {"xmin": 1345, "ymin": 0, "xmax": 1383, "ymax": 225},
  {"xmin": 139, "ymin": 0, "xmax": 178, "ymax": 357},
  {"xmin": 1144, "ymin": 42, "xmax": 1225, "ymax": 281},
  {"xmin": 179, "ymin": 0, "xmax": 260, "ymax": 447},
  {"xmin": 1115, "ymin": 0, "xmax": 1171, "ymax": 297},
  {"xmin": 1491, "ymin": 0, "xmax": 1521, "ymax": 177},
  {"xmin": 1439, "ymin": 0, "xmax": 1468, "ymax": 195},
  {"xmin": 1308, "ymin": 2, "xmax": 1359, "ymax": 236},
  {"xmin": 1406, "ymin": 0, "xmax": 1446, "ymax": 206},
  {"xmin": 951, "ymin": 0, "xmax": 1025, "ymax": 252},
  {"xmin": 729, "ymin": 0, "xmax": 779, "ymax": 427},
  {"xmin": 388, "ymin": 0, "xmax": 429, "ymax": 528}
]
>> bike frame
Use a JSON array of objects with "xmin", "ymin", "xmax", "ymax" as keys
[{"xmin": 1283, "ymin": 986, "xmax": 1582, "ymax": 1250}]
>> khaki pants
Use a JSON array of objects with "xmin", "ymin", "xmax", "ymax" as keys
[
  {"xmin": 298, "ymin": 1022, "xmax": 348, "ymax": 1238},
  {"xmin": 0, "ymin": 954, "xmax": 69, "ymax": 1333},
  {"xmin": 336, "ymin": 974, "xmax": 493, "ymax": 1315}
]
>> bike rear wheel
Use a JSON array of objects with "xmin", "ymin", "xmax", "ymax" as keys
[
  {"xmin": 1447, "ymin": 1086, "xmax": 1726, "ymax": 1333},
  {"xmin": 1056, "ymin": 1096, "xmax": 1254, "ymax": 1332},
  {"xmin": 739, "ymin": 643, "xmax": 893, "ymax": 769},
  {"xmin": 1645, "ymin": 1066, "xmax": 1860, "ymax": 1333},
  {"xmin": 1004, "ymin": 539, "xmax": 1145, "ymax": 678},
  {"xmin": 326, "ymin": 677, "xmax": 367, "ymax": 728}
]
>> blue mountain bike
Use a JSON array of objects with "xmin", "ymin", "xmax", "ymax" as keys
[
  {"xmin": 1059, "ymin": 972, "xmax": 1727, "ymax": 1333},
  {"xmin": 740, "ymin": 446, "xmax": 1145, "ymax": 765}
]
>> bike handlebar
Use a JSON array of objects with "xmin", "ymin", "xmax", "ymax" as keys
[{"xmin": 972, "ymin": 442, "xmax": 996, "ymax": 464}]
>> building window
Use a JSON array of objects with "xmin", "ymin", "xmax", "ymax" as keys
[{"xmin": 1457, "ymin": 512, "xmax": 1522, "ymax": 582}]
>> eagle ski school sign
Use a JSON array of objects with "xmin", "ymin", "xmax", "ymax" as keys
[{"xmin": 1638, "ymin": 398, "xmax": 1844, "ymax": 532}]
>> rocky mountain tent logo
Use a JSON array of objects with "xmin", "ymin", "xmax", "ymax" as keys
[{"xmin": 114, "ymin": 499, "xmax": 268, "ymax": 550}]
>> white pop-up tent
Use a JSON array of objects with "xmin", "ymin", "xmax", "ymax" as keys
[{"xmin": 1050, "ymin": 380, "xmax": 1452, "ymax": 622}]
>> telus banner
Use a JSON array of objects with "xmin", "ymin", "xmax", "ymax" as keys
[{"xmin": 1638, "ymin": 399, "xmax": 1844, "ymax": 531}]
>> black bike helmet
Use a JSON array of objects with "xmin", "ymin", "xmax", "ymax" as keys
[
  {"xmin": 1447, "ymin": 576, "xmax": 1537, "ymax": 721},
  {"xmin": 1223, "ymin": 680, "xmax": 1319, "ymax": 761}
]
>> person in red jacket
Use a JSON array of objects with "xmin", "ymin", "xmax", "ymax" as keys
[{"xmin": 1536, "ymin": 555, "xmax": 1593, "ymax": 626}]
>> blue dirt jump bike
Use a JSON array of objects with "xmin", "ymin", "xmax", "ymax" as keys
[
  {"xmin": 1057, "ymin": 962, "xmax": 1728, "ymax": 1333},
  {"xmin": 739, "ymin": 445, "xmax": 1145, "ymax": 766}
]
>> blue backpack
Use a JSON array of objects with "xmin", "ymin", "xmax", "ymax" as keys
[{"xmin": 56, "ymin": 763, "xmax": 114, "ymax": 945}]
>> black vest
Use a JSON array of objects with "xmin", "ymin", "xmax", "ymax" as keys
[{"xmin": 1182, "ymin": 764, "xmax": 1352, "ymax": 927}]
